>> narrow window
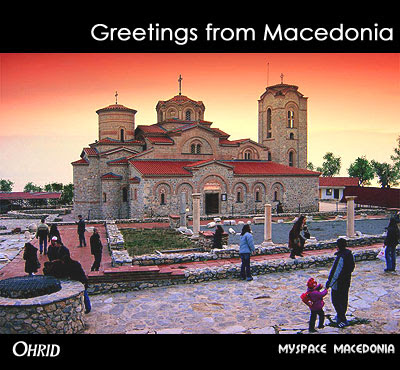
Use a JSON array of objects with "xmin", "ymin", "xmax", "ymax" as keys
[
  {"xmin": 237, "ymin": 191, "xmax": 242, "ymax": 203},
  {"xmin": 185, "ymin": 110, "xmax": 191, "ymax": 121},
  {"xmin": 191, "ymin": 144, "xmax": 196, "ymax": 154},
  {"xmin": 196, "ymin": 144, "xmax": 201, "ymax": 154},
  {"xmin": 267, "ymin": 151, "xmax": 272, "ymax": 161},
  {"xmin": 120, "ymin": 129, "xmax": 125, "ymax": 142},
  {"xmin": 267, "ymin": 108, "xmax": 272, "ymax": 138},
  {"xmin": 274, "ymin": 191, "xmax": 278, "ymax": 201},
  {"xmin": 103, "ymin": 193, "xmax": 107, "ymax": 203},
  {"xmin": 288, "ymin": 110, "xmax": 294, "ymax": 128},
  {"xmin": 255, "ymin": 190, "xmax": 260, "ymax": 202},
  {"xmin": 289, "ymin": 133, "xmax": 294, "ymax": 140},
  {"xmin": 160, "ymin": 193, "xmax": 165, "ymax": 205},
  {"xmin": 289, "ymin": 151, "xmax": 294, "ymax": 167},
  {"xmin": 122, "ymin": 187, "xmax": 128, "ymax": 202},
  {"xmin": 244, "ymin": 151, "xmax": 251, "ymax": 160}
]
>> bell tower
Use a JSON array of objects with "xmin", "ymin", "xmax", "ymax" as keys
[{"xmin": 258, "ymin": 77, "xmax": 308, "ymax": 169}]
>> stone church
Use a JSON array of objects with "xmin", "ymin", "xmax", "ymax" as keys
[{"xmin": 72, "ymin": 78, "xmax": 320, "ymax": 219}]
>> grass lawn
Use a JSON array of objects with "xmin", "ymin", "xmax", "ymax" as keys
[{"xmin": 120, "ymin": 228, "xmax": 195, "ymax": 256}]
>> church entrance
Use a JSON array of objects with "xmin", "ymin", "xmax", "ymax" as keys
[{"xmin": 205, "ymin": 193, "xmax": 219, "ymax": 214}]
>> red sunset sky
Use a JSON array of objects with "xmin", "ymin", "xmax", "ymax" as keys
[{"xmin": 0, "ymin": 53, "xmax": 398, "ymax": 191}]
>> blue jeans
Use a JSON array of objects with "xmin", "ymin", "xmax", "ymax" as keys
[
  {"xmin": 385, "ymin": 246, "xmax": 397, "ymax": 271},
  {"xmin": 39, "ymin": 237, "xmax": 47, "ymax": 254},
  {"xmin": 84, "ymin": 290, "xmax": 91, "ymax": 313},
  {"xmin": 239, "ymin": 253, "xmax": 251, "ymax": 279}
]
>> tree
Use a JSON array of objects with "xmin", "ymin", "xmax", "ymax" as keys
[
  {"xmin": 307, "ymin": 162, "xmax": 315, "ymax": 171},
  {"xmin": 60, "ymin": 183, "xmax": 74, "ymax": 204},
  {"xmin": 44, "ymin": 182, "xmax": 64, "ymax": 193},
  {"xmin": 23, "ymin": 182, "xmax": 43, "ymax": 192},
  {"xmin": 318, "ymin": 152, "xmax": 341, "ymax": 177},
  {"xmin": 390, "ymin": 135, "xmax": 400, "ymax": 171},
  {"xmin": 347, "ymin": 156, "xmax": 375, "ymax": 186},
  {"xmin": 0, "ymin": 179, "xmax": 14, "ymax": 192},
  {"xmin": 371, "ymin": 160, "xmax": 399, "ymax": 188}
]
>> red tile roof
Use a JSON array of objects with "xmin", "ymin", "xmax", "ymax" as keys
[
  {"xmin": 319, "ymin": 177, "xmax": 359, "ymax": 187},
  {"xmin": 83, "ymin": 147, "xmax": 99, "ymax": 156},
  {"xmin": 128, "ymin": 160, "xmax": 320, "ymax": 177},
  {"xmin": 157, "ymin": 95, "xmax": 204, "ymax": 106},
  {"xmin": 136, "ymin": 124, "xmax": 166, "ymax": 134},
  {"xmin": 146, "ymin": 136, "xmax": 174, "ymax": 144},
  {"xmin": 95, "ymin": 138, "xmax": 144, "ymax": 145},
  {"xmin": 0, "ymin": 192, "xmax": 61, "ymax": 200},
  {"xmin": 96, "ymin": 104, "xmax": 137, "ymax": 114},
  {"xmin": 71, "ymin": 158, "xmax": 89, "ymax": 165},
  {"xmin": 101, "ymin": 172, "xmax": 123, "ymax": 180},
  {"xmin": 129, "ymin": 160, "xmax": 194, "ymax": 177}
]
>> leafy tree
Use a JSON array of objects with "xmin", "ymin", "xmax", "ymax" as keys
[
  {"xmin": 23, "ymin": 182, "xmax": 43, "ymax": 192},
  {"xmin": 307, "ymin": 162, "xmax": 315, "ymax": 171},
  {"xmin": 44, "ymin": 182, "xmax": 64, "ymax": 192},
  {"xmin": 318, "ymin": 152, "xmax": 341, "ymax": 177},
  {"xmin": 371, "ymin": 160, "xmax": 399, "ymax": 188},
  {"xmin": 347, "ymin": 156, "xmax": 375, "ymax": 186},
  {"xmin": 60, "ymin": 183, "xmax": 74, "ymax": 204},
  {"xmin": 390, "ymin": 135, "xmax": 400, "ymax": 171},
  {"xmin": 0, "ymin": 179, "xmax": 14, "ymax": 192}
]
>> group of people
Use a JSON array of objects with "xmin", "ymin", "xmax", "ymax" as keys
[
  {"xmin": 215, "ymin": 213, "xmax": 398, "ymax": 332},
  {"xmin": 22, "ymin": 215, "xmax": 104, "ymax": 314}
]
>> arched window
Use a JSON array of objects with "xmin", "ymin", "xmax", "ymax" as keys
[
  {"xmin": 160, "ymin": 193, "xmax": 165, "ymax": 205},
  {"xmin": 122, "ymin": 187, "xmax": 128, "ymax": 202},
  {"xmin": 289, "ymin": 151, "xmax": 294, "ymax": 167},
  {"xmin": 191, "ymin": 144, "xmax": 196, "ymax": 154},
  {"xmin": 288, "ymin": 110, "xmax": 294, "ymax": 128},
  {"xmin": 267, "ymin": 151, "xmax": 272, "ymax": 161},
  {"xmin": 196, "ymin": 144, "xmax": 201, "ymax": 154},
  {"xmin": 237, "ymin": 191, "xmax": 242, "ymax": 203},
  {"xmin": 244, "ymin": 151, "xmax": 252, "ymax": 160},
  {"xmin": 289, "ymin": 133, "xmax": 294, "ymax": 140},
  {"xmin": 266, "ymin": 108, "xmax": 272, "ymax": 138},
  {"xmin": 185, "ymin": 110, "xmax": 191, "ymax": 121},
  {"xmin": 255, "ymin": 190, "xmax": 260, "ymax": 202},
  {"xmin": 103, "ymin": 193, "xmax": 107, "ymax": 203},
  {"xmin": 274, "ymin": 191, "xmax": 278, "ymax": 201},
  {"xmin": 120, "ymin": 129, "xmax": 125, "ymax": 142}
]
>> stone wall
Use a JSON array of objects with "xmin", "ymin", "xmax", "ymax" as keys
[{"xmin": 0, "ymin": 280, "xmax": 86, "ymax": 334}]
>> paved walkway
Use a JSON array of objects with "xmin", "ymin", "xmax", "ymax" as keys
[{"xmin": 83, "ymin": 258, "xmax": 399, "ymax": 334}]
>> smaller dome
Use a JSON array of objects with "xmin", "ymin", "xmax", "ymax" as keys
[{"xmin": 96, "ymin": 104, "xmax": 137, "ymax": 115}]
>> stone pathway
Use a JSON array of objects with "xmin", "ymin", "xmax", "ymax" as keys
[{"xmin": 83, "ymin": 259, "xmax": 400, "ymax": 334}]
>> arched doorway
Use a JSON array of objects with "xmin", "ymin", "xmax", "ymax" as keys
[{"xmin": 204, "ymin": 181, "xmax": 221, "ymax": 214}]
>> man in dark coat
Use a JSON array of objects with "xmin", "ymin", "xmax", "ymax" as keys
[
  {"xmin": 326, "ymin": 238, "xmax": 355, "ymax": 328},
  {"xmin": 47, "ymin": 237, "xmax": 70, "ymax": 262},
  {"xmin": 76, "ymin": 215, "xmax": 87, "ymax": 247},
  {"xmin": 90, "ymin": 228, "xmax": 103, "ymax": 271}
]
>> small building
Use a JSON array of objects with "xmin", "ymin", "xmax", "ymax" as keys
[
  {"xmin": 319, "ymin": 177, "xmax": 359, "ymax": 200},
  {"xmin": 0, "ymin": 192, "xmax": 62, "ymax": 213}
]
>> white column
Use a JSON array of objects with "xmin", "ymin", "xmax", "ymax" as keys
[
  {"xmin": 192, "ymin": 193, "xmax": 201, "ymax": 237},
  {"xmin": 262, "ymin": 203, "xmax": 274, "ymax": 246},
  {"xmin": 346, "ymin": 196, "xmax": 357, "ymax": 238}
]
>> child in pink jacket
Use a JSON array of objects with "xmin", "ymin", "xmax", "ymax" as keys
[{"xmin": 306, "ymin": 278, "xmax": 328, "ymax": 332}]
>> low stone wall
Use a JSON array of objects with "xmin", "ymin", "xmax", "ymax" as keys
[
  {"xmin": 0, "ymin": 280, "xmax": 86, "ymax": 334},
  {"xmin": 87, "ymin": 245, "xmax": 399, "ymax": 295},
  {"xmin": 125, "ymin": 234, "xmax": 385, "ymax": 266}
]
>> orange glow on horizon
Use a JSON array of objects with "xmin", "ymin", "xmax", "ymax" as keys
[{"xmin": 0, "ymin": 53, "xmax": 399, "ymax": 190}]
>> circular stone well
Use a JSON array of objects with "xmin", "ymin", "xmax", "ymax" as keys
[{"xmin": 0, "ymin": 276, "xmax": 86, "ymax": 334}]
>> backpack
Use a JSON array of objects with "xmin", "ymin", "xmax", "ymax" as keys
[{"xmin": 300, "ymin": 291, "xmax": 313, "ymax": 308}]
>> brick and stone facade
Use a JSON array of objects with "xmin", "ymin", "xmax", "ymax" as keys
[{"xmin": 72, "ymin": 83, "xmax": 319, "ymax": 219}]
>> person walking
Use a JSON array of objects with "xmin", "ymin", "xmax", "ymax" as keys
[
  {"xmin": 35, "ymin": 218, "xmax": 49, "ymax": 255},
  {"xmin": 213, "ymin": 225, "xmax": 224, "ymax": 249},
  {"xmin": 48, "ymin": 223, "xmax": 62, "ymax": 245},
  {"xmin": 384, "ymin": 217, "xmax": 399, "ymax": 272},
  {"xmin": 23, "ymin": 242, "xmax": 40, "ymax": 276},
  {"xmin": 76, "ymin": 215, "xmax": 87, "ymax": 247},
  {"xmin": 90, "ymin": 228, "xmax": 103, "ymax": 271},
  {"xmin": 288, "ymin": 215, "xmax": 310, "ymax": 259},
  {"xmin": 326, "ymin": 238, "xmax": 355, "ymax": 328},
  {"xmin": 304, "ymin": 278, "xmax": 328, "ymax": 333},
  {"xmin": 239, "ymin": 224, "xmax": 255, "ymax": 281}
]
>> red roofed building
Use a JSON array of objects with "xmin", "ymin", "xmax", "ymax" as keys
[
  {"xmin": 72, "ymin": 80, "xmax": 319, "ymax": 219},
  {"xmin": 319, "ymin": 177, "xmax": 359, "ymax": 200}
]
